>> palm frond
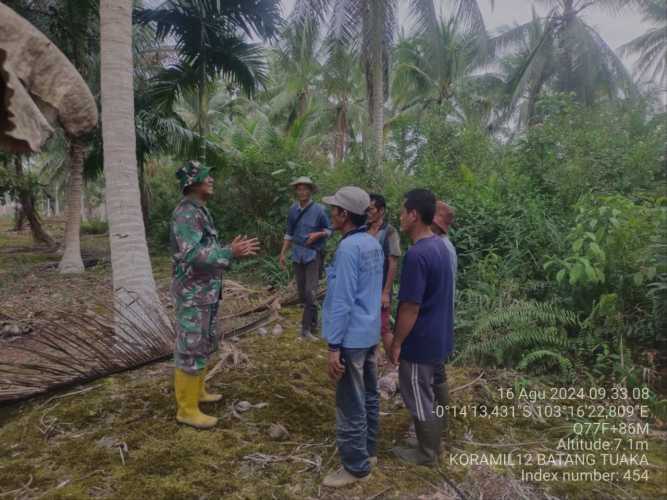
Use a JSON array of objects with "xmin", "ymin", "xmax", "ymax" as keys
[
  {"xmin": 583, "ymin": 21, "xmax": 638, "ymax": 98},
  {"xmin": 0, "ymin": 299, "xmax": 174, "ymax": 402},
  {"xmin": 453, "ymin": 0, "xmax": 489, "ymax": 37},
  {"xmin": 618, "ymin": 0, "xmax": 667, "ymax": 83}
]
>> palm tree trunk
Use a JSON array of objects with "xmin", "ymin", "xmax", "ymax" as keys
[
  {"xmin": 58, "ymin": 138, "xmax": 86, "ymax": 273},
  {"xmin": 198, "ymin": 20, "xmax": 208, "ymax": 162},
  {"xmin": 14, "ymin": 205, "xmax": 25, "ymax": 231},
  {"xmin": 334, "ymin": 101, "xmax": 348, "ymax": 162},
  {"xmin": 100, "ymin": 0, "xmax": 163, "ymax": 321},
  {"xmin": 198, "ymin": 77, "xmax": 208, "ymax": 162},
  {"xmin": 14, "ymin": 156, "xmax": 56, "ymax": 247},
  {"xmin": 138, "ymin": 159, "xmax": 150, "ymax": 229},
  {"xmin": 365, "ymin": 0, "xmax": 386, "ymax": 176}
]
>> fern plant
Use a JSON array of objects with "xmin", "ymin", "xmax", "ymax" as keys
[{"xmin": 456, "ymin": 296, "xmax": 579, "ymax": 379}]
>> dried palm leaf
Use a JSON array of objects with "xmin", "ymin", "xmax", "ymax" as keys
[
  {"xmin": 0, "ymin": 3, "xmax": 98, "ymax": 153},
  {"xmin": 0, "ymin": 286, "xmax": 325, "ymax": 403}
]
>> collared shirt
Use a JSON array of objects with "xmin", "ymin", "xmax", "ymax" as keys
[
  {"xmin": 322, "ymin": 227, "xmax": 384, "ymax": 348},
  {"xmin": 284, "ymin": 200, "xmax": 332, "ymax": 264},
  {"xmin": 170, "ymin": 197, "xmax": 233, "ymax": 306}
]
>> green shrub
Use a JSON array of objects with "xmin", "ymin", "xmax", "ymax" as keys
[{"xmin": 80, "ymin": 219, "xmax": 108, "ymax": 235}]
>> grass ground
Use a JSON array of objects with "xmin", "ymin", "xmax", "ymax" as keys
[{"xmin": 1, "ymin": 218, "xmax": 666, "ymax": 499}]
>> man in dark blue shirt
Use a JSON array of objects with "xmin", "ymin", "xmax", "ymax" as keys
[{"xmin": 390, "ymin": 189, "xmax": 454, "ymax": 465}]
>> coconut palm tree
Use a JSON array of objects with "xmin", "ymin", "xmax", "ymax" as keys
[
  {"xmin": 288, "ymin": 0, "xmax": 493, "ymax": 175},
  {"xmin": 134, "ymin": 0, "xmax": 281, "ymax": 161},
  {"xmin": 619, "ymin": 0, "xmax": 666, "ymax": 84},
  {"xmin": 56, "ymin": 0, "xmax": 99, "ymax": 273},
  {"xmin": 391, "ymin": 15, "xmax": 488, "ymax": 115},
  {"xmin": 0, "ymin": 2, "xmax": 98, "ymax": 254},
  {"xmin": 268, "ymin": 17, "xmax": 322, "ymax": 132},
  {"xmin": 100, "ymin": 0, "xmax": 162, "ymax": 320},
  {"xmin": 3, "ymin": 0, "xmax": 101, "ymax": 272},
  {"xmin": 321, "ymin": 40, "xmax": 366, "ymax": 162},
  {"xmin": 491, "ymin": 0, "xmax": 638, "ymax": 121}
]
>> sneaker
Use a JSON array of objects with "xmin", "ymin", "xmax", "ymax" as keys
[{"xmin": 322, "ymin": 467, "xmax": 370, "ymax": 488}]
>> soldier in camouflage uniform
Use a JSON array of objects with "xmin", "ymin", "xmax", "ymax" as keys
[{"xmin": 171, "ymin": 161, "xmax": 259, "ymax": 429}]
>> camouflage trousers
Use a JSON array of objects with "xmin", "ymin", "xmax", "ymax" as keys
[{"xmin": 174, "ymin": 301, "xmax": 220, "ymax": 374}]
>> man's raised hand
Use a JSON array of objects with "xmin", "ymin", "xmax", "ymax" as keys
[{"xmin": 231, "ymin": 235, "xmax": 260, "ymax": 258}]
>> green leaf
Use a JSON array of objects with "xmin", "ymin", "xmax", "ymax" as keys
[
  {"xmin": 572, "ymin": 239, "xmax": 584, "ymax": 252},
  {"xmin": 647, "ymin": 267, "xmax": 657, "ymax": 280},
  {"xmin": 589, "ymin": 242, "xmax": 605, "ymax": 260},
  {"xmin": 556, "ymin": 269, "xmax": 566, "ymax": 284},
  {"xmin": 543, "ymin": 260, "xmax": 557, "ymax": 270},
  {"xmin": 570, "ymin": 263, "xmax": 583, "ymax": 285},
  {"xmin": 633, "ymin": 272, "xmax": 644, "ymax": 286}
]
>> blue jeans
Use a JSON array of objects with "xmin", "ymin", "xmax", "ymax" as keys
[{"xmin": 335, "ymin": 346, "xmax": 379, "ymax": 477}]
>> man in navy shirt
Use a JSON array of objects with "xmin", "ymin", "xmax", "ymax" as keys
[
  {"xmin": 279, "ymin": 177, "xmax": 331, "ymax": 340},
  {"xmin": 390, "ymin": 189, "xmax": 454, "ymax": 465}
]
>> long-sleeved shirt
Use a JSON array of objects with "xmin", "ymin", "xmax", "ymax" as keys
[
  {"xmin": 170, "ymin": 197, "xmax": 233, "ymax": 306},
  {"xmin": 284, "ymin": 200, "xmax": 331, "ymax": 264},
  {"xmin": 322, "ymin": 228, "xmax": 384, "ymax": 349}
]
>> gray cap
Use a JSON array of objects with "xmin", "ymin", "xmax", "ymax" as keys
[
  {"xmin": 322, "ymin": 186, "xmax": 370, "ymax": 216},
  {"xmin": 290, "ymin": 176, "xmax": 318, "ymax": 192}
]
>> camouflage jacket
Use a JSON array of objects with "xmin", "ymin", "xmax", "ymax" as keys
[{"xmin": 170, "ymin": 197, "xmax": 233, "ymax": 306}]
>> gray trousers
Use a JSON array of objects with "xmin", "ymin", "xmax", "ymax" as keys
[
  {"xmin": 294, "ymin": 257, "xmax": 320, "ymax": 332},
  {"xmin": 399, "ymin": 360, "xmax": 438, "ymax": 423}
]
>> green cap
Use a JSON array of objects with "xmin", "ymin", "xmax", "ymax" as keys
[{"xmin": 176, "ymin": 160, "xmax": 212, "ymax": 192}]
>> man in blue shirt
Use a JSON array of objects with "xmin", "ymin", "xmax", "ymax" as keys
[
  {"xmin": 320, "ymin": 186, "xmax": 383, "ymax": 488},
  {"xmin": 279, "ymin": 177, "xmax": 331, "ymax": 340},
  {"xmin": 390, "ymin": 189, "xmax": 454, "ymax": 466}
]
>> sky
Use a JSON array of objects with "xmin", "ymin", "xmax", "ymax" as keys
[{"xmin": 280, "ymin": 0, "xmax": 651, "ymax": 70}]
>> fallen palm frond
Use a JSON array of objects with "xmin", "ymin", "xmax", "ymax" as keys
[
  {"xmin": 0, "ymin": 285, "xmax": 325, "ymax": 403},
  {"xmin": 0, "ymin": 299, "xmax": 174, "ymax": 403}
]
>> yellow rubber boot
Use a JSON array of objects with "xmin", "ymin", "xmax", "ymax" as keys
[
  {"xmin": 174, "ymin": 369, "xmax": 218, "ymax": 429},
  {"xmin": 199, "ymin": 367, "xmax": 222, "ymax": 403}
]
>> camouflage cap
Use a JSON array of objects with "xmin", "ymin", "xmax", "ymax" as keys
[{"xmin": 176, "ymin": 160, "xmax": 212, "ymax": 193}]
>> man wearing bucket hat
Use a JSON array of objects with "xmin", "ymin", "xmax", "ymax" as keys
[
  {"xmin": 320, "ymin": 186, "xmax": 384, "ymax": 488},
  {"xmin": 279, "ymin": 176, "xmax": 331, "ymax": 340},
  {"xmin": 170, "ymin": 160, "xmax": 259, "ymax": 429}
]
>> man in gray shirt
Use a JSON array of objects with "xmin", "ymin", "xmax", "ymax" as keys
[{"xmin": 367, "ymin": 194, "xmax": 402, "ymax": 355}]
